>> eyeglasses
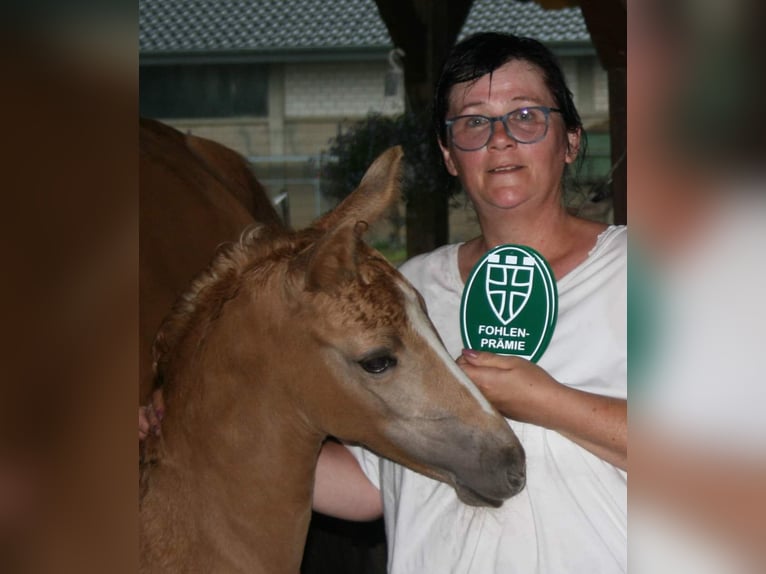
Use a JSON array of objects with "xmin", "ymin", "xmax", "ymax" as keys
[{"xmin": 445, "ymin": 106, "xmax": 562, "ymax": 151}]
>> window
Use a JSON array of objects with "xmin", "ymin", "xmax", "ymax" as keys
[{"xmin": 140, "ymin": 63, "xmax": 268, "ymax": 119}]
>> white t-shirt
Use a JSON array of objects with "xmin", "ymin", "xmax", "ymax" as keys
[{"xmin": 351, "ymin": 226, "xmax": 627, "ymax": 574}]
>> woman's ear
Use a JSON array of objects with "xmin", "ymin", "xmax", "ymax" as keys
[
  {"xmin": 564, "ymin": 128, "xmax": 581, "ymax": 164},
  {"xmin": 439, "ymin": 139, "xmax": 459, "ymax": 176}
]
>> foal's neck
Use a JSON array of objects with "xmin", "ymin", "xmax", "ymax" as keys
[{"xmin": 142, "ymin": 368, "xmax": 324, "ymax": 574}]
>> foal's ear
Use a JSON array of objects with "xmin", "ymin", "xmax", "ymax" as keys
[
  {"xmin": 313, "ymin": 146, "xmax": 403, "ymax": 232},
  {"xmin": 299, "ymin": 222, "xmax": 366, "ymax": 293},
  {"xmin": 290, "ymin": 146, "xmax": 401, "ymax": 294}
]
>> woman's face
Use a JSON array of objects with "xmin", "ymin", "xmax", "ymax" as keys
[{"xmin": 440, "ymin": 59, "xmax": 580, "ymax": 216}]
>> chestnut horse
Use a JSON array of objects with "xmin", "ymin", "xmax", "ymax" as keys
[
  {"xmin": 139, "ymin": 130, "xmax": 525, "ymax": 573},
  {"xmin": 139, "ymin": 117, "xmax": 283, "ymax": 403}
]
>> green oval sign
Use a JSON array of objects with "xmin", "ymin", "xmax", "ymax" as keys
[{"xmin": 460, "ymin": 244, "xmax": 558, "ymax": 363}]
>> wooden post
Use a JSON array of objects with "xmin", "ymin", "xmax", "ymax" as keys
[
  {"xmin": 375, "ymin": 0, "xmax": 474, "ymax": 256},
  {"xmin": 577, "ymin": 0, "xmax": 627, "ymax": 225}
]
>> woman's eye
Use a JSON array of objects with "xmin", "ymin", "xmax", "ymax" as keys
[
  {"xmin": 513, "ymin": 108, "xmax": 537, "ymax": 122},
  {"xmin": 466, "ymin": 116, "xmax": 488, "ymax": 128},
  {"xmin": 358, "ymin": 355, "xmax": 397, "ymax": 374}
]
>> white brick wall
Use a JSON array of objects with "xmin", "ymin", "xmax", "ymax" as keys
[
  {"xmin": 285, "ymin": 62, "xmax": 404, "ymax": 118},
  {"xmin": 559, "ymin": 57, "xmax": 580, "ymax": 109},
  {"xmin": 559, "ymin": 56, "xmax": 609, "ymax": 116},
  {"xmin": 284, "ymin": 57, "xmax": 606, "ymax": 120},
  {"xmin": 593, "ymin": 63, "xmax": 609, "ymax": 112}
]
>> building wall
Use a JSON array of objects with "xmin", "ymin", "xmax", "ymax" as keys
[
  {"xmin": 285, "ymin": 62, "xmax": 404, "ymax": 118},
  {"xmin": 559, "ymin": 57, "xmax": 580, "ymax": 109},
  {"xmin": 164, "ymin": 60, "xmax": 402, "ymax": 158},
  {"xmin": 592, "ymin": 62, "xmax": 609, "ymax": 114},
  {"xmin": 559, "ymin": 54, "xmax": 609, "ymax": 126}
]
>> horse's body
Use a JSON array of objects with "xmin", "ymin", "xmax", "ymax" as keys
[
  {"xmin": 139, "ymin": 123, "xmax": 525, "ymax": 573},
  {"xmin": 139, "ymin": 117, "xmax": 283, "ymax": 402}
]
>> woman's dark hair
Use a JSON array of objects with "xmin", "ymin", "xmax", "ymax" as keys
[{"xmin": 433, "ymin": 32, "xmax": 583, "ymax": 147}]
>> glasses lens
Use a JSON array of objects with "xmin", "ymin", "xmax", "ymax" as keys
[
  {"xmin": 450, "ymin": 116, "xmax": 492, "ymax": 150},
  {"xmin": 504, "ymin": 107, "xmax": 548, "ymax": 143},
  {"xmin": 449, "ymin": 107, "xmax": 551, "ymax": 150}
]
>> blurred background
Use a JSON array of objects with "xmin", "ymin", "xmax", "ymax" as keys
[{"xmin": 628, "ymin": 1, "xmax": 766, "ymax": 573}]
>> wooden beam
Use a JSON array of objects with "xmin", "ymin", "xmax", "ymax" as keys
[
  {"xmin": 577, "ymin": 0, "xmax": 627, "ymax": 225},
  {"xmin": 578, "ymin": 0, "xmax": 626, "ymax": 69},
  {"xmin": 374, "ymin": 0, "xmax": 474, "ymax": 254},
  {"xmin": 374, "ymin": 0, "xmax": 474, "ymax": 111}
]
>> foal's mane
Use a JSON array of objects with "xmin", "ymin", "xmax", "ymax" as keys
[
  {"xmin": 150, "ymin": 223, "xmax": 310, "ymax": 392},
  {"xmin": 141, "ymin": 223, "xmax": 311, "ymax": 491}
]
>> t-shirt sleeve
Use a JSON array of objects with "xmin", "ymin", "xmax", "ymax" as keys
[{"xmin": 345, "ymin": 444, "xmax": 382, "ymax": 490}]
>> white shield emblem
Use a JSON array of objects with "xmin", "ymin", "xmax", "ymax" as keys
[{"xmin": 485, "ymin": 253, "xmax": 536, "ymax": 325}]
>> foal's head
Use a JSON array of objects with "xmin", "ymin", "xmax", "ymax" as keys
[{"xmin": 153, "ymin": 146, "xmax": 525, "ymax": 507}]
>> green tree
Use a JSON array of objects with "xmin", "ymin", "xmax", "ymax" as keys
[{"xmin": 321, "ymin": 111, "xmax": 460, "ymax": 253}]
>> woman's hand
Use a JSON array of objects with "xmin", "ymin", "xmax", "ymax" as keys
[
  {"xmin": 138, "ymin": 390, "xmax": 165, "ymax": 441},
  {"xmin": 456, "ymin": 349, "xmax": 559, "ymax": 421},
  {"xmin": 457, "ymin": 349, "xmax": 627, "ymax": 470}
]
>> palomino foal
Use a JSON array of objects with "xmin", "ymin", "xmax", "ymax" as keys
[{"xmin": 139, "ymin": 147, "xmax": 525, "ymax": 573}]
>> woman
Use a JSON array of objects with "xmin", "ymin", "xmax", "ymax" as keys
[
  {"xmin": 143, "ymin": 32, "xmax": 627, "ymax": 573},
  {"xmin": 316, "ymin": 32, "xmax": 627, "ymax": 573}
]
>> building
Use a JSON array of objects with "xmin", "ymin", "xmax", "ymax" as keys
[{"xmin": 140, "ymin": 0, "xmax": 612, "ymax": 237}]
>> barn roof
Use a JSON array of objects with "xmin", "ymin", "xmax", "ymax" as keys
[{"xmin": 139, "ymin": 0, "xmax": 590, "ymax": 57}]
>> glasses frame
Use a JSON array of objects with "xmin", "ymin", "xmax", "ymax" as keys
[{"xmin": 445, "ymin": 105, "xmax": 563, "ymax": 151}]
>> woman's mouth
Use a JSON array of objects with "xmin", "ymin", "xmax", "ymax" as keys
[{"xmin": 488, "ymin": 164, "xmax": 523, "ymax": 174}]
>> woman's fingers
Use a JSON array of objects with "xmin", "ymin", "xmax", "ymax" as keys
[
  {"xmin": 151, "ymin": 388, "xmax": 166, "ymax": 419},
  {"xmin": 139, "ymin": 390, "xmax": 166, "ymax": 442},
  {"xmin": 139, "ymin": 406, "xmax": 150, "ymax": 440},
  {"xmin": 459, "ymin": 348, "xmax": 524, "ymax": 370}
]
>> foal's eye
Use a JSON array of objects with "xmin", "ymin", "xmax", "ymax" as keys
[{"xmin": 358, "ymin": 355, "xmax": 397, "ymax": 374}]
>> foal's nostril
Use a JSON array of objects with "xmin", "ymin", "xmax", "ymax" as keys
[
  {"xmin": 505, "ymin": 452, "xmax": 527, "ymax": 495},
  {"xmin": 507, "ymin": 468, "xmax": 527, "ymax": 494}
]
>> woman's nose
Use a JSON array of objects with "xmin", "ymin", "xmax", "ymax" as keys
[{"xmin": 487, "ymin": 118, "xmax": 517, "ymax": 149}]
